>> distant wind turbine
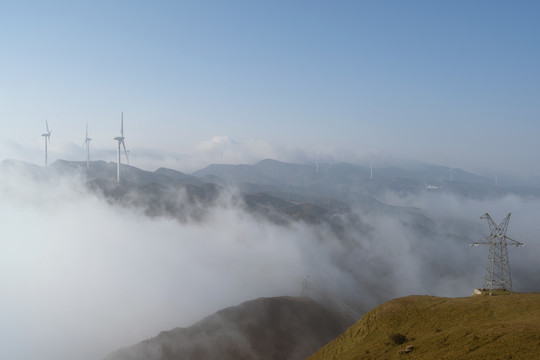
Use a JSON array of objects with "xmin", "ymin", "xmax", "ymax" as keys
[
  {"xmin": 41, "ymin": 120, "xmax": 52, "ymax": 167},
  {"xmin": 83, "ymin": 122, "xmax": 92, "ymax": 168},
  {"xmin": 369, "ymin": 160, "xmax": 373, "ymax": 180},
  {"xmin": 449, "ymin": 168, "xmax": 455, "ymax": 182},
  {"xmin": 114, "ymin": 112, "xmax": 129, "ymax": 183},
  {"xmin": 315, "ymin": 157, "xmax": 320, "ymax": 173}
]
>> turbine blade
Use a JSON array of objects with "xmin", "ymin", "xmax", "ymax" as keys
[
  {"xmin": 122, "ymin": 140, "xmax": 129, "ymax": 163},
  {"xmin": 46, "ymin": 119, "xmax": 49, "ymax": 133}
]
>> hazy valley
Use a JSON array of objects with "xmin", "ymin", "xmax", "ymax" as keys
[{"xmin": 1, "ymin": 158, "xmax": 539, "ymax": 359}]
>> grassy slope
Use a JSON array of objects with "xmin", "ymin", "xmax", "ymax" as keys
[{"xmin": 308, "ymin": 292, "xmax": 540, "ymax": 360}]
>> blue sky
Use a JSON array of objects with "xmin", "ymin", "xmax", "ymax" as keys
[{"xmin": 1, "ymin": 1, "xmax": 539, "ymax": 175}]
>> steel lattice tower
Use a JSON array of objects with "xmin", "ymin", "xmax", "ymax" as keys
[
  {"xmin": 301, "ymin": 275, "xmax": 311, "ymax": 298},
  {"xmin": 471, "ymin": 213, "xmax": 524, "ymax": 293}
]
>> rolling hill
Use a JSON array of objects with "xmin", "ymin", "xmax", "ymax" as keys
[
  {"xmin": 103, "ymin": 296, "xmax": 354, "ymax": 360},
  {"xmin": 308, "ymin": 292, "xmax": 540, "ymax": 360}
]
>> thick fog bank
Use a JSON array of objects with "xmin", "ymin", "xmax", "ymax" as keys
[
  {"xmin": 0, "ymin": 165, "xmax": 538, "ymax": 360},
  {"xmin": 0, "ymin": 166, "xmax": 335, "ymax": 360}
]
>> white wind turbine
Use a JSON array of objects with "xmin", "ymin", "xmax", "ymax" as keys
[
  {"xmin": 114, "ymin": 112, "xmax": 129, "ymax": 183},
  {"xmin": 449, "ymin": 168, "xmax": 455, "ymax": 182},
  {"xmin": 83, "ymin": 123, "xmax": 92, "ymax": 169},
  {"xmin": 42, "ymin": 120, "xmax": 52, "ymax": 167}
]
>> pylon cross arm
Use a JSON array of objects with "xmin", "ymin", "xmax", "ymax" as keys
[
  {"xmin": 470, "ymin": 241, "xmax": 489, "ymax": 247},
  {"xmin": 505, "ymin": 236, "xmax": 525, "ymax": 247}
]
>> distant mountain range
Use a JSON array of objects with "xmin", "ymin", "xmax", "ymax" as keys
[
  {"xmin": 193, "ymin": 158, "xmax": 540, "ymax": 200},
  {"xmin": 3, "ymin": 157, "xmax": 539, "ymax": 228},
  {"xmin": 4, "ymin": 158, "xmax": 539, "ymax": 206}
]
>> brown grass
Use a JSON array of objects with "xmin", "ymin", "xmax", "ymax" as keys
[{"xmin": 308, "ymin": 292, "xmax": 540, "ymax": 360}]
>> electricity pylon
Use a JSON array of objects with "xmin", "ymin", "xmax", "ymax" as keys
[
  {"xmin": 301, "ymin": 275, "xmax": 311, "ymax": 297},
  {"xmin": 470, "ymin": 213, "xmax": 524, "ymax": 294}
]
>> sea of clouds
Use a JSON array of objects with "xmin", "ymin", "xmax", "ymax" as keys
[{"xmin": 0, "ymin": 161, "xmax": 538, "ymax": 360}]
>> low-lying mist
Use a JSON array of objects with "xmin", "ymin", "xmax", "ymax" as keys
[{"xmin": 0, "ymin": 163, "xmax": 538, "ymax": 360}]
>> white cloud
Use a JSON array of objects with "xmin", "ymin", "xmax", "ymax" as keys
[
  {"xmin": 1, "ymin": 163, "xmax": 539, "ymax": 360},
  {"xmin": 195, "ymin": 135, "xmax": 235, "ymax": 152}
]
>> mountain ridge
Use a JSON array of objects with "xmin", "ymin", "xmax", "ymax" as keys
[
  {"xmin": 103, "ymin": 296, "xmax": 354, "ymax": 360},
  {"xmin": 5, "ymin": 158, "xmax": 540, "ymax": 201}
]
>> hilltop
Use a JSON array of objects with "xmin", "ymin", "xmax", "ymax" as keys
[
  {"xmin": 103, "ymin": 296, "xmax": 353, "ymax": 360},
  {"xmin": 308, "ymin": 292, "xmax": 540, "ymax": 360}
]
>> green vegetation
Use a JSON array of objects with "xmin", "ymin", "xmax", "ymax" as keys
[
  {"xmin": 308, "ymin": 292, "xmax": 540, "ymax": 360},
  {"xmin": 388, "ymin": 332, "xmax": 407, "ymax": 345}
]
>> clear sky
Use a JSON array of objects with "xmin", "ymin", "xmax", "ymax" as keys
[{"xmin": 1, "ymin": 1, "xmax": 539, "ymax": 176}]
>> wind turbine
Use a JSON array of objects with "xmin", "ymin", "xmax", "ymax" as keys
[
  {"xmin": 41, "ymin": 120, "xmax": 52, "ymax": 167},
  {"xmin": 369, "ymin": 160, "xmax": 373, "ymax": 180},
  {"xmin": 114, "ymin": 112, "xmax": 129, "ymax": 183},
  {"xmin": 449, "ymin": 168, "xmax": 455, "ymax": 182},
  {"xmin": 83, "ymin": 122, "xmax": 92, "ymax": 168},
  {"xmin": 315, "ymin": 157, "xmax": 320, "ymax": 173}
]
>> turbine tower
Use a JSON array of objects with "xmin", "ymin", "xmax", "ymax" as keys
[
  {"xmin": 83, "ymin": 122, "xmax": 92, "ymax": 169},
  {"xmin": 41, "ymin": 120, "xmax": 52, "ymax": 167},
  {"xmin": 470, "ymin": 213, "xmax": 524, "ymax": 294},
  {"xmin": 114, "ymin": 112, "xmax": 129, "ymax": 183}
]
